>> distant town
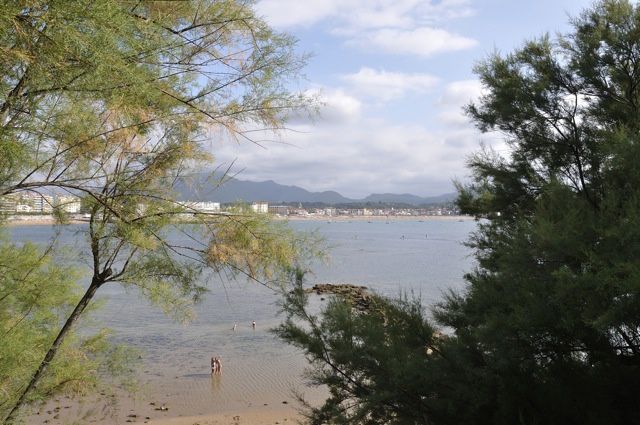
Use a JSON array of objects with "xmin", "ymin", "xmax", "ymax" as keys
[{"xmin": 0, "ymin": 192, "xmax": 460, "ymax": 222}]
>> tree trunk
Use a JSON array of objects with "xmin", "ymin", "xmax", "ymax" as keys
[{"xmin": 2, "ymin": 279, "xmax": 102, "ymax": 424}]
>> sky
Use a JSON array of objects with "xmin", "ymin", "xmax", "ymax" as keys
[{"xmin": 214, "ymin": 0, "xmax": 594, "ymax": 198}]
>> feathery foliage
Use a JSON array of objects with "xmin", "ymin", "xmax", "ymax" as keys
[{"xmin": 0, "ymin": 1, "xmax": 314, "ymax": 422}]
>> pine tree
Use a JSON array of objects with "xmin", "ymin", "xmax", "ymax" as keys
[{"xmin": 278, "ymin": 2, "xmax": 640, "ymax": 424}]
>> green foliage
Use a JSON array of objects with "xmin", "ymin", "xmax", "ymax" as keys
[
  {"xmin": 206, "ymin": 210, "xmax": 324, "ymax": 285},
  {"xmin": 276, "ymin": 279, "xmax": 439, "ymax": 425},
  {"xmin": 445, "ymin": 0, "xmax": 640, "ymax": 422},
  {"xmin": 0, "ymin": 0, "xmax": 315, "ymax": 421},
  {"xmin": 0, "ymin": 237, "xmax": 135, "ymax": 419},
  {"xmin": 279, "ymin": 1, "xmax": 640, "ymax": 424}
]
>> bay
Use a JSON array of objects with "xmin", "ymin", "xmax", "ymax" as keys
[{"xmin": 9, "ymin": 218, "xmax": 476, "ymax": 418}]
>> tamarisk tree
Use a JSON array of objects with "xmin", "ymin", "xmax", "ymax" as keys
[{"xmin": 0, "ymin": 0, "xmax": 314, "ymax": 422}]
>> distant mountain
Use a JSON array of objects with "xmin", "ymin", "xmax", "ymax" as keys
[{"xmin": 174, "ymin": 174, "xmax": 456, "ymax": 206}]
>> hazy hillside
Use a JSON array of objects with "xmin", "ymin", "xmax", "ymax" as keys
[{"xmin": 174, "ymin": 174, "xmax": 455, "ymax": 206}]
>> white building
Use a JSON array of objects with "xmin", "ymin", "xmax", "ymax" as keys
[
  {"xmin": 1, "ymin": 193, "xmax": 54, "ymax": 214},
  {"xmin": 188, "ymin": 201, "xmax": 221, "ymax": 213},
  {"xmin": 33, "ymin": 194, "xmax": 54, "ymax": 213},
  {"xmin": 268, "ymin": 205, "xmax": 290, "ymax": 216},
  {"xmin": 251, "ymin": 201, "xmax": 268, "ymax": 214},
  {"xmin": 57, "ymin": 195, "xmax": 81, "ymax": 213}
]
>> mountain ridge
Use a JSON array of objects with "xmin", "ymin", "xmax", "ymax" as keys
[{"xmin": 174, "ymin": 174, "xmax": 456, "ymax": 206}]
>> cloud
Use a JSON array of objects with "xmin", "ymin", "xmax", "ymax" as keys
[
  {"xmin": 254, "ymin": 0, "xmax": 339, "ymax": 28},
  {"xmin": 437, "ymin": 79, "xmax": 483, "ymax": 126},
  {"xmin": 211, "ymin": 108, "xmax": 483, "ymax": 198},
  {"xmin": 354, "ymin": 27, "xmax": 477, "ymax": 57},
  {"xmin": 340, "ymin": 67, "xmax": 439, "ymax": 101},
  {"xmin": 286, "ymin": 88, "xmax": 362, "ymax": 125},
  {"xmin": 256, "ymin": 0, "xmax": 477, "ymax": 56},
  {"xmin": 256, "ymin": 0, "xmax": 474, "ymax": 30},
  {"xmin": 318, "ymin": 89, "xmax": 363, "ymax": 122},
  {"xmin": 440, "ymin": 79, "xmax": 483, "ymax": 106}
]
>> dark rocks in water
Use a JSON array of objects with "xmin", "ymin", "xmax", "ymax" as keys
[{"xmin": 304, "ymin": 283, "xmax": 372, "ymax": 311}]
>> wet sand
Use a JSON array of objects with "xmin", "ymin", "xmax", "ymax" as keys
[
  {"xmin": 27, "ymin": 372, "xmax": 319, "ymax": 425},
  {"xmin": 147, "ymin": 408, "xmax": 302, "ymax": 425},
  {"xmin": 25, "ymin": 338, "xmax": 325, "ymax": 424}
]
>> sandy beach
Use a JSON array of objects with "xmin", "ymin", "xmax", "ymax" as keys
[
  {"xmin": 27, "ymin": 378, "xmax": 318, "ymax": 425},
  {"xmin": 280, "ymin": 214, "xmax": 472, "ymax": 222},
  {"xmin": 3, "ymin": 215, "xmax": 86, "ymax": 226},
  {"xmin": 5, "ymin": 214, "xmax": 473, "ymax": 226},
  {"xmin": 146, "ymin": 408, "xmax": 302, "ymax": 425}
]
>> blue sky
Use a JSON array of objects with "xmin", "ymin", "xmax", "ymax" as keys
[{"xmin": 215, "ymin": 0, "xmax": 594, "ymax": 198}]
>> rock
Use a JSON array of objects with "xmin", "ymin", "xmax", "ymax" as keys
[{"xmin": 300, "ymin": 283, "xmax": 374, "ymax": 311}]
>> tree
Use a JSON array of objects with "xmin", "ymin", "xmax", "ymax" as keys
[
  {"xmin": 0, "ymin": 1, "xmax": 313, "ymax": 422},
  {"xmin": 278, "ymin": 1, "xmax": 640, "ymax": 424},
  {"xmin": 0, "ymin": 235, "xmax": 136, "ymax": 416}
]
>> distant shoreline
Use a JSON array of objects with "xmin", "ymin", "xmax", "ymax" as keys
[
  {"xmin": 3, "ymin": 215, "xmax": 86, "ymax": 226},
  {"xmin": 274, "ymin": 214, "xmax": 473, "ymax": 222},
  {"xmin": 4, "ymin": 214, "xmax": 473, "ymax": 227}
]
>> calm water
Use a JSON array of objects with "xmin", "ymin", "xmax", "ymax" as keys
[{"xmin": 10, "ymin": 219, "xmax": 476, "ymax": 418}]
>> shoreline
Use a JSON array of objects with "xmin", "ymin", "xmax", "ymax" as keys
[
  {"xmin": 146, "ymin": 407, "xmax": 303, "ymax": 425},
  {"xmin": 5, "ymin": 214, "xmax": 473, "ymax": 226},
  {"xmin": 277, "ymin": 214, "xmax": 472, "ymax": 222}
]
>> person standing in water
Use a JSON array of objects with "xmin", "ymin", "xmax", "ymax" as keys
[
  {"xmin": 211, "ymin": 356, "xmax": 222, "ymax": 374},
  {"xmin": 232, "ymin": 322, "xmax": 237, "ymax": 332},
  {"xmin": 252, "ymin": 320, "xmax": 256, "ymax": 330}
]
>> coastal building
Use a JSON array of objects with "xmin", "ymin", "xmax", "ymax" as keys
[
  {"xmin": 0, "ymin": 192, "xmax": 55, "ymax": 214},
  {"xmin": 324, "ymin": 208, "xmax": 337, "ymax": 216},
  {"xmin": 16, "ymin": 204, "xmax": 33, "ymax": 213},
  {"xmin": 57, "ymin": 195, "xmax": 81, "ymax": 213},
  {"xmin": 0, "ymin": 194, "xmax": 19, "ymax": 213},
  {"xmin": 268, "ymin": 205, "xmax": 289, "ymax": 216},
  {"xmin": 33, "ymin": 194, "xmax": 54, "ymax": 213},
  {"xmin": 251, "ymin": 201, "xmax": 268, "ymax": 214},
  {"xmin": 183, "ymin": 201, "xmax": 221, "ymax": 213}
]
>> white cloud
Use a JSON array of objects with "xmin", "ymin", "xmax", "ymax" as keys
[
  {"xmin": 317, "ymin": 88, "xmax": 363, "ymax": 123},
  {"xmin": 211, "ymin": 107, "xmax": 482, "ymax": 198},
  {"xmin": 255, "ymin": 0, "xmax": 339, "ymax": 28},
  {"xmin": 437, "ymin": 79, "xmax": 483, "ymax": 126},
  {"xmin": 256, "ymin": 0, "xmax": 477, "ymax": 56},
  {"xmin": 287, "ymin": 88, "xmax": 362, "ymax": 125},
  {"xmin": 340, "ymin": 67, "xmax": 439, "ymax": 101},
  {"xmin": 256, "ymin": 0, "xmax": 474, "ymax": 30},
  {"xmin": 356, "ymin": 27, "xmax": 477, "ymax": 57},
  {"xmin": 440, "ymin": 79, "xmax": 483, "ymax": 106}
]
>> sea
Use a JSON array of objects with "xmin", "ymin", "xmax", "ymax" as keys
[{"xmin": 10, "ymin": 218, "xmax": 476, "ymax": 421}]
